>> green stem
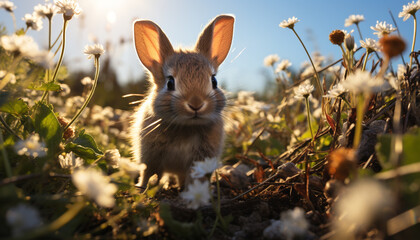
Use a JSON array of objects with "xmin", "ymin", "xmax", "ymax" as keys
[
  {"xmin": 209, "ymin": 171, "xmax": 225, "ymax": 238},
  {"xmin": 10, "ymin": 12, "xmax": 16, "ymax": 31},
  {"xmin": 51, "ymin": 30, "xmax": 63, "ymax": 51},
  {"xmin": 409, "ymin": 15, "xmax": 417, "ymax": 69},
  {"xmin": 64, "ymin": 56, "xmax": 100, "ymax": 131},
  {"xmin": 353, "ymin": 94, "xmax": 365, "ymax": 148},
  {"xmin": 0, "ymin": 130, "xmax": 12, "ymax": 178},
  {"xmin": 356, "ymin": 23, "xmax": 363, "ymax": 40},
  {"xmin": 0, "ymin": 115, "xmax": 21, "ymax": 140},
  {"xmin": 340, "ymin": 96, "xmax": 352, "ymax": 109},
  {"xmin": 339, "ymin": 44, "xmax": 350, "ymax": 72},
  {"xmin": 47, "ymin": 18, "xmax": 52, "ymax": 83},
  {"xmin": 40, "ymin": 20, "xmax": 68, "ymax": 103},
  {"xmin": 362, "ymin": 51, "xmax": 370, "ymax": 71},
  {"xmin": 305, "ymin": 96, "xmax": 314, "ymax": 140},
  {"xmin": 292, "ymin": 28, "xmax": 324, "ymax": 96}
]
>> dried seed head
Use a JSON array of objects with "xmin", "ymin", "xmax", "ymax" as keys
[
  {"xmin": 379, "ymin": 35, "xmax": 406, "ymax": 59},
  {"xmin": 329, "ymin": 30, "xmax": 345, "ymax": 45},
  {"xmin": 327, "ymin": 148, "xmax": 356, "ymax": 181},
  {"xmin": 57, "ymin": 116, "xmax": 75, "ymax": 140}
]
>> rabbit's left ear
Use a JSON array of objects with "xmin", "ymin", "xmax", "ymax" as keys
[{"xmin": 195, "ymin": 15, "xmax": 235, "ymax": 68}]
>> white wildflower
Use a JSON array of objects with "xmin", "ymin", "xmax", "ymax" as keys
[
  {"xmin": 23, "ymin": 13, "xmax": 43, "ymax": 31},
  {"xmin": 6, "ymin": 204, "xmax": 43, "ymax": 236},
  {"xmin": 360, "ymin": 38, "xmax": 380, "ymax": 53},
  {"xmin": 370, "ymin": 21, "xmax": 397, "ymax": 38},
  {"xmin": 324, "ymin": 83, "xmax": 348, "ymax": 99},
  {"xmin": 397, "ymin": 64, "xmax": 406, "ymax": 80},
  {"xmin": 59, "ymin": 83, "xmax": 71, "ymax": 96},
  {"xmin": 263, "ymin": 208, "xmax": 309, "ymax": 240},
  {"xmin": 279, "ymin": 16, "xmax": 299, "ymax": 29},
  {"xmin": 385, "ymin": 73, "xmax": 400, "ymax": 91},
  {"xmin": 104, "ymin": 149, "xmax": 121, "ymax": 168},
  {"xmin": 0, "ymin": 0, "xmax": 15, "ymax": 12},
  {"xmin": 190, "ymin": 157, "xmax": 221, "ymax": 179},
  {"xmin": 399, "ymin": 0, "xmax": 420, "ymax": 21},
  {"xmin": 264, "ymin": 54, "xmax": 280, "ymax": 67},
  {"xmin": 54, "ymin": 0, "xmax": 81, "ymax": 20},
  {"xmin": 84, "ymin": 43, "xmax": 105, "ymax": 59},
  {"xmin": 119, "ymin": 157, "xmax": 146, "ymax": 178},
  {"xmin": 29, "ymin": 50, "xmax": 54, "ymax": 69},
  {"xmin": 34, "ymin": 3, "xmax": 57, "ymax": 19},
  {"xmin": 344, "ymin": 14, "xmax": 365, "ymax": 27},
  {"xmin": 81, "ymin": 76, "xmax": 93, "ymax": 85},
  {"xmin": 0, "ymin": 70, "xmax": 16, "ymax": 84},
  {"xmin": 275, "ymin": 59, "xmax": 292, "ymax": 73},
  {"xmin": 341, "ymin": 70, "xmax": 387, "ymax": 94},
  {"xmin": 180, "ymin": 179, "xmax": 211, "ymax": 209},
  {"xmin": 72, "ymin": 168, "xmax": 118, "ymax": 208},
  {"xmin": 0, "ymin": 34, "xmax": 38, "ymax": 57},
  {"xmin": 14, "ymin": 133, "xmax": 47, "ymax": 158},
  {"xmin": 294, "ymin": 81, "xmax": 314, "ymax": 99},
  {"xmin": 334, "ymin": 179, "xmax": 395, "ymax": 238},
  {"xmin": 341, "ymin": 29, "xmax": 355, "ymax": 39},
  {"xmin": 58, "ymin": 152, "xmax": 84, "ymax": 169}
]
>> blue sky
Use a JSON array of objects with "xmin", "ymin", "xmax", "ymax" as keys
[{"xmin": 2, "ymin": 0, "xmax": 418, "ymax": 92}]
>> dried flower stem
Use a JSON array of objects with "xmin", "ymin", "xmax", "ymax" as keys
[
  {"xmin": 64, "ymin": 56, "xmax": 100, "ymax": 131},
  {"xmin": 362, "ymin": 52, "xmax": 370, "ymax": 71},
  {"xmin": 409, "ymin": 15, "xmax": 417, "ymax": 69},
  {"xmin": 291, "ymin": 28, "xmax": 324, "ymax": 96},
  {"xmin": 41, "ymin": 19, "xmax": 68, "ymax": 103},
  {"xmin": 353, "ymin": 94, "xmax": 365, "ymax": 148}
]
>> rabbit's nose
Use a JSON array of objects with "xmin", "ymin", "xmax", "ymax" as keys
[{"xmin": 188, "ymin": 96, "xmax": 205, "ymax": 112}]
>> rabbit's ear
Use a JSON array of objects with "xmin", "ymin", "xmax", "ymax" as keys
[
  {"xmin": 133, "ymin": 20, "xmax": 174, "ymax": 75},
  {"xmin": 196, "ymin": 15, "xmax": 234, "ymax": 67}
]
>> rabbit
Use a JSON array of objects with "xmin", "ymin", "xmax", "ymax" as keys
[{"xmin": 130, "ymin": 15, "xmax": 235, "ymax": 188}]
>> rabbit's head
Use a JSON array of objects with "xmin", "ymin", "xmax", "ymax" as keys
[{"xmin": 133, "ymin": 15, "xmax": 234, "ymax": 125}]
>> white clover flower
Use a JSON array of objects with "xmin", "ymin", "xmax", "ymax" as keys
[
  {"xmin": 324, "ymin": 83, "xmax": 348, "ymax": 99},
  {"xmin": 104, "ymin": 149, "xmax": 121, "ymax": 168},
  {"xmin": 34, "ymin": 3, "xmax": 58, "ymax": 19},
  {"xmin": 54, "ymin": 0, "xmax": 81, "ymax": 20},
  {"xmin": 0, "ymin": 70, "xmax": 16, "ymax": 84},
  {"xmin": 279, "ymin": 16, "xmax": 299, "ymax": 29},
  {"xmin": 344, "ymin": 14, "xmax": 365, "ymax": 27},
  {"xmin": 399, "ymin": 0, "xmax": 420, "ymax": 21},
  {"xmin": 14, "ymin": 133, "xmax": 47, "ymax": 158},
  {"xmin": 294, "ymin": 81, "xmax": 314, "ymax": 99},
  {"xmin": 84, "ymin": 43, "xmax": 105, "ymax": 59},
  {"xmin": 81, "ymin": 76, "xmax": 93, "ymax": 85},
  {"xmin": 334, "ymin": 179, "xmax": 395, "ymax": 238},
  {"xmin": 342, "ymin": 69, "xmax": 387, "ymax": 94},
  {"xmin": 180, "ymin": 179, "xmax": 211, "ymax": 209},
  {"xmin": 397, "ymin": 64, "xmax": 406, "ymax": 80},
  {"xmin": 6, "ymin": 204, "xmax": 43, "ymax": 237},
  {"xmin": 263, "ymin": 208, "xmax": 309, "ymax": 240},
  {"xmin": 23, "ymin": 13, "xmax": 43, "ymax": 31},
  {"xmin": 264, "ymin": 54, "xmax": 280, "ymax": 67},
  {"xmin": 72, "ymin": 168, "xmax": 118, "ymax": 208},
  {"xmin": 58, "ymin": 151, "xmax": 84, "ymax": 169},
  {"xmin": 275, "ymin": 59, "xmax": 292, "ymax": 73},
  {"xmin": 370, "ymin": 21, "xmax": 397, "ymax": 38},
  {"xmin": 0, "ymin": 34, "xmax": 38, "ymax": 57},
  {"xmin": 0, "ymin": 1, "xmax": 15, "ymax": 12},
  {"xmin": 360, "ymin": 38, "xmax": 380, "ymax": 53},
  {"xmin": 119, "ymin": 157, "xmax": 146, "ymax": 178},
  {"xmin": 190, "ymin": 157, "xmax": 221, "ymax": 179}
]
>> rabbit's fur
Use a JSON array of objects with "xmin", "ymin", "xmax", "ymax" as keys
[{"xmin": 131, "ymin": 15, "xmax": 234, "ymax": 188}]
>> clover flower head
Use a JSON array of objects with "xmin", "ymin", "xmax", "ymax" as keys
[
  {"xmin": 344, "ymin": 14, "xmax": 365, "ymax": 27},
  {"xmin": 84, "ymin": 43, "xmax": 105, "ymax": 59},
  {"xmin": 294, "ymin": 81, "xmax": 314, "ymax": 99},
  {"xmin": 180, "ymin": 179, "xmax": 211, "ymax": 209},
  {"xmin": 14, "ymin": 133, "xmax": 48, "ymax": 158},
  {"xmin": 360, "ymin": 38, "xmax": 380, "ymax": 53},
  {"xmin": 399, "ymin": 1, "xmax": 420, "ymax": 21},
  {"xmin": 54, "ymin": 0, "xmax": 81, "ymax": 20},
  {"xmin": 72, "ymin": 168, "xmax": 118, "ymax": 208},
  {"xmin": 370, "ymin": 21, "xmax": 397, "ymax": 38},
  {"xmin": 279, "ymin": 16, "xmax": 299, "ymax": 29},
  {"xmin": 190, "ymin": 157, "xmax": 221, "ymax": 179}
]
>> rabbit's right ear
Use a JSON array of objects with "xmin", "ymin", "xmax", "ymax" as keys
[{"xmin": 133, "ymin": 20, "xmax": 174, "ymax": 78}]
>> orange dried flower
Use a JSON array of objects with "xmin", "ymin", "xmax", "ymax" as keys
[
  {"xmin": 379, "ymin": 35, "xmax": 406, "ymax": 59},
  {"xmin": 329, "ymin": 30, "xmax": 345, "ymax": 45}
]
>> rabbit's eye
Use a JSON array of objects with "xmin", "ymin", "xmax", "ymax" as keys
[
  {"xmin": 167, "ymin": 76, "xmax": 175, "ymax": 91},
  {"xmin": 211, "ymin": 75, "xmax": 218, "ymax": 89}
]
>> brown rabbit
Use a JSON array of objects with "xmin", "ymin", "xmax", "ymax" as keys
[{"xmin": 131, "ymin": 15, "xmax": 234, "ymax": 188}]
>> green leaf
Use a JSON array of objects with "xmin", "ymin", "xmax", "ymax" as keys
[
  {"xmin": 33, "ymin": 103, "xmax": 62, "ymax": 153},
  {"xmin": 74, "ymin": 130, "xmax": 103, "ymax": 155},
  {"xmin": 65, "ymin": 142, "xmax": 102, "ymax": 161},
  {"xmin": 0, "ymin": 98, "xmax": 29, "ymax": 115},
  {"xmin": 28, "ymin": 82, "xmax": 62, "ymax": 91}
]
